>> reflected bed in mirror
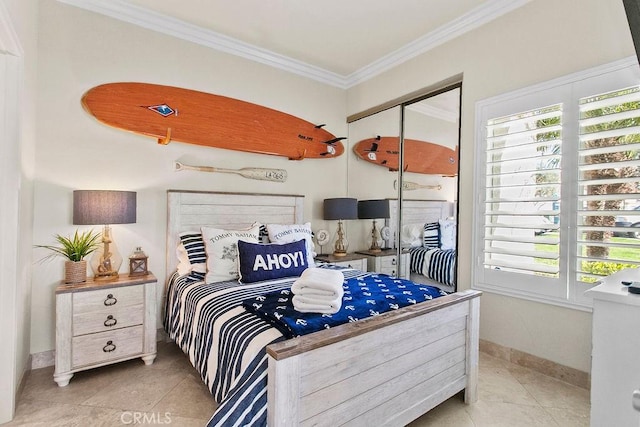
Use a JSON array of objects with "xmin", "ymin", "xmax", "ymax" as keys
[{"xmin": 387, "ymin": 199, "xmax": 457, "ymax": 293}]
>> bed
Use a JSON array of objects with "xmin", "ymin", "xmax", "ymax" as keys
[
  {"xmin": 386, "ymin": 199, "xmax": 457, "ymax": 293},
  {"xmin": 164, "ymin": 190, "xmax": 480, "ymax": 426}
]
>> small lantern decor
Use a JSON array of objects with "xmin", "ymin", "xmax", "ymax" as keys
[{"xmin": 129, "ymin": 247, "xmax": 149, "ymax": 277}]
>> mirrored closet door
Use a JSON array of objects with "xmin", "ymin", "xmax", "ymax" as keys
[{"xmin": 347, "ymin": 82, "xmax": 461, "ymax": 292}]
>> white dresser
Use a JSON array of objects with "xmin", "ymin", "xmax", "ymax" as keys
[
  {"xmin": 54, "ymin": 273, "xmax": 157, "ymax": 386},
  {"xmin": 585, "ymin": 268, "xmax": 640, "ymax": 427}
]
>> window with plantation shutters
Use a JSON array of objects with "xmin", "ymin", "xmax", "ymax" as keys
[
  {"xmin": 484, "ymin": 105, "xmax": 562, "ymax": 278},
  {"xmin": 474, "ymin": 58, "xmax": 640, "ymax": 309},
  {"xmin": 577, "ymin": 87, "xmax": 640, "ymax": 284}
]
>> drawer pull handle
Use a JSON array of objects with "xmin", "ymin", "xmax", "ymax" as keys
[
  {"xmin": 391, "ymin": 259, "xmax": 397, "ymax": 265},
  {"xmin": 103, "ymin": 340, "xmax": 116, "ymax": 353},
  {"xmin": 104, "ymin": 294, "xmax": 117, "ymax": 306},
  {"xmin": 103, "ymin": 315, "xmax": 117, "ymax": 327}
]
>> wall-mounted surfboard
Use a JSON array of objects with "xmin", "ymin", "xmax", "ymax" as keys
[
  {"xmin": 353, "ymin": 137, "xmax": 458, "ymax": 176},
  {"xmin": 81, "ymin": 82, "xmax": 345, "ymax": 160}
]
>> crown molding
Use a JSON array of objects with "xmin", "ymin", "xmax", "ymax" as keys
[
  {"xmin": 56, "ymin": 0, "xmax": 348, "ymax": 88},
  {"xmin": 57, "ymin": 0, "xmax": 530, "ymax": 89},
  {"xmin": 344, "ymin": 0, "xmax": 532, "ymax": 87}
]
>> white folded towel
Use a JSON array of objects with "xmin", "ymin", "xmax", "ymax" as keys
[
  {"xmin": 292, "ymin": 294, "xmax": 342, "ymax": 314},
  {"xmin": 291, "ymin": 268, "xmax": 345, "ymax": 298}
]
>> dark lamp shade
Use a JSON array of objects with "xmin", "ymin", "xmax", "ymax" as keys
[
  {"xmin": 358, "ymin": 199, "xmax": 390, "ymax": 219},
  {"xmin": 73, "ymin": 190, "xmax": 137, "ymax": 225},
  {"xmin": 323, "ymin": 198, "xmax": 358, "ymax": 220}
]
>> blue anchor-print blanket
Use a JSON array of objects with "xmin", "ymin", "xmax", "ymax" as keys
[{"xmin": 241, "ymin": 273, "xmax": 448, "ymax": 339}]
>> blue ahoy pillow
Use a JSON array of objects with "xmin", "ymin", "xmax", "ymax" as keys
[{"xmin": 238, "ymin": 239, "xmax": 308, "ymax": 283}]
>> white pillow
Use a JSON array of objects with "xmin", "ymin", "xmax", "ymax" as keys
[
  {"xmin": 400, "ymin": 223, "xmax": 424, "ymax": 248},
  {"xmin": 439, "ymin": 219, "xmax": 457, "ymax": 250},
  {"xmin": 176, "ymin": 243, "xmax": 192, "ymax": 276},
  {"xmin": 201, "ymin": 224, "xmax": 260, "ymax": 283},
  {"xmin": 266, "ymin": 223, "xmax": 316, "ymax": 268}
]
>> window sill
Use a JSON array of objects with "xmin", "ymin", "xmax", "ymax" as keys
[{"xmin": 473, "ymin": 282, "xmax": 593, "ymax": 313}]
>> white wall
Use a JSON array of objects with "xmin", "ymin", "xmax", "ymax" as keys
[
  {"xmin": 31, "ymin": 1, "xmax": 347, "ymax": 354},
  {"xmin": 0, "ymin": 0, "xmax": 37, "ymax": 422},
  {"xmin": 347, "ymin": 0, "xmax": 635, "ymax": 372}
]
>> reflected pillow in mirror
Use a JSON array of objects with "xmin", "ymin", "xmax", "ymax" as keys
[
  {"xmin": 423, "ymin": 222, "xmax": 440, "ymax": 249},
  {"xmin": 439, "ymin": 219, "xmax": 457, "ymax": 250},
  {"xmin": 401, "ymin": 223, "xmax": 424, "ymax": 248}
]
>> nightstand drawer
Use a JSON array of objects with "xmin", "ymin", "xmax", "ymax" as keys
[
  {"xmin": 379, "ymin": 267, "xmax": 398, "ymax": 276},
  {"xmin": 73, "ymin": 285, "xmax": 143, "ymax": 315},
  {"xmin": 332, "ymin": 258, "xmax": 367, "ymax": 271},
  {"xmin": 73, "ymin": 304, "xmax": 144, "ymax": 336},
  {"xmin": 72, "ymin": 325, "xmax": 144, "ymax": 368},
  {"xmin": 379, "ymin": 257, "xmax": 398, "ymax": 269}
]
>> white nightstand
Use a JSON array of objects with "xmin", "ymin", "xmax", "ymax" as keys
[
  {"xmin": 356, "ymin": 249, "xmax": 410, "ymax": 279},
  {"xmin": 54, "ymin": 273, "xmax": 157, "ymax": 387},
  {"xmin": 314, "ymin": 253, "xmax": 368, "ymax": 271}
]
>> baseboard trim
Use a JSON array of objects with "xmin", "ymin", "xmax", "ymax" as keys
[
  {"xmin": 480, "ymin": 339, "xmax": 590, "ymax": 390},
  {"xmin": 30, "ymin": 350, "xmax": 54, "ymax": 370}
]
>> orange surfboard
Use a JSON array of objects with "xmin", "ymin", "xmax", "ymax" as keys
[
  {"xmin": 353, "ymin": 137, "xmax": 458, "ymax": 176},
  {"xmin": 81, "ymin": 82, "xmax": 345, "ymax": 160}
]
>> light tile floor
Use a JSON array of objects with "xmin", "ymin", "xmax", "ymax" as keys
[{"xmin": 5, "ymin": 342, "xmax": 590, "ymax": 426}]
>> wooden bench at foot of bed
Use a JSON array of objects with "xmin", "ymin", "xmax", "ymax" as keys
[{"xmin": 267, "ymin": 289, "xmax": 481, "ymax": 427}]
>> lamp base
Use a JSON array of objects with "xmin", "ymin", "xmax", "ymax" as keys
[
  {"xmin": 90, "ymin": 225, "xmax": 123, "ymax": 281},
  {"xmin": 93, "ymin": 271, "xmax": 119, "ymax": 281},
  {"xmin": 333, "ymin": 220, "xmax": 349, "ymax": 257},
  {"xmin": 368, "ymin": 219, "xmax": 383, "ymax": 253}
]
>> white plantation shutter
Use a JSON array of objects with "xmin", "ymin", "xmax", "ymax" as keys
[
  {"xmin": 474, "ymin": 58, "xmax": 640, "ymax": 308},
  {"xmin": 479, "ymin": 104, "xmax": 564, "ymax": 298},
  {"xmin": 577, "ymin": 86, "xmax": 640, "ymax": 283}
]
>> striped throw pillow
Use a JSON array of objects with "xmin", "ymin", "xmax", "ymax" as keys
[{"xmin": 423, "ymin": 222, "xmax": 440, "ymax": 249}]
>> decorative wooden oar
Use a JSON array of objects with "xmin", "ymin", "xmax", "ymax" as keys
[
  {"xmin": 175, "ymin": 161, "xmax": 287, "ymax": 182},
  {"xmin": 394, "ymin": 179, "xmax": 441, "ymax": 191}
]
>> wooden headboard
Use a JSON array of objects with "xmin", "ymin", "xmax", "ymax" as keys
[
  {"xmin": 385, "ymin": 199, "xmax": 455, "ymax": 248},
  {"xmin": 166, "ymin": 190, "xmax": 305, "ymax": 279}
]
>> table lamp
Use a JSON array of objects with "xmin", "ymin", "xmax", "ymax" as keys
[
  {"xmin": 323, "ymin": 198, "xmax": 358, "ymax": 257},
  {"xmin": 358, "ymin": 199, "xmax": 390, "ymax": 252},
  {"xmin": 73, "ymin": 190, "xmax": 136, "ymax": 280}
]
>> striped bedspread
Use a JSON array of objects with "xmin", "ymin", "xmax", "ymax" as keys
[
  {"xmin": 409, "ymin": 247, "xmax": 456, "ymax": 287},
  {"xmin": 163, "ymin": 268, "xmax": 364, "ymax": 427}
]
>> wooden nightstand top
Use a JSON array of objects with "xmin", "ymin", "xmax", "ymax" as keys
[
  {"xmin": 56, "ymin": 272, "xmax": 157, "ymax": 294},
  {"xmin": 356, "ymin": 249, "xmax": 403, "ymax": 257},
  {"xmin": 315, "ymin": 253, "xmax": 368, "ymax": 263}
]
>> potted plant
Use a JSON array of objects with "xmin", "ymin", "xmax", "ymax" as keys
[{"xmin": 36, "ymin": 229, "xmax": 101, "ymax": 284}]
